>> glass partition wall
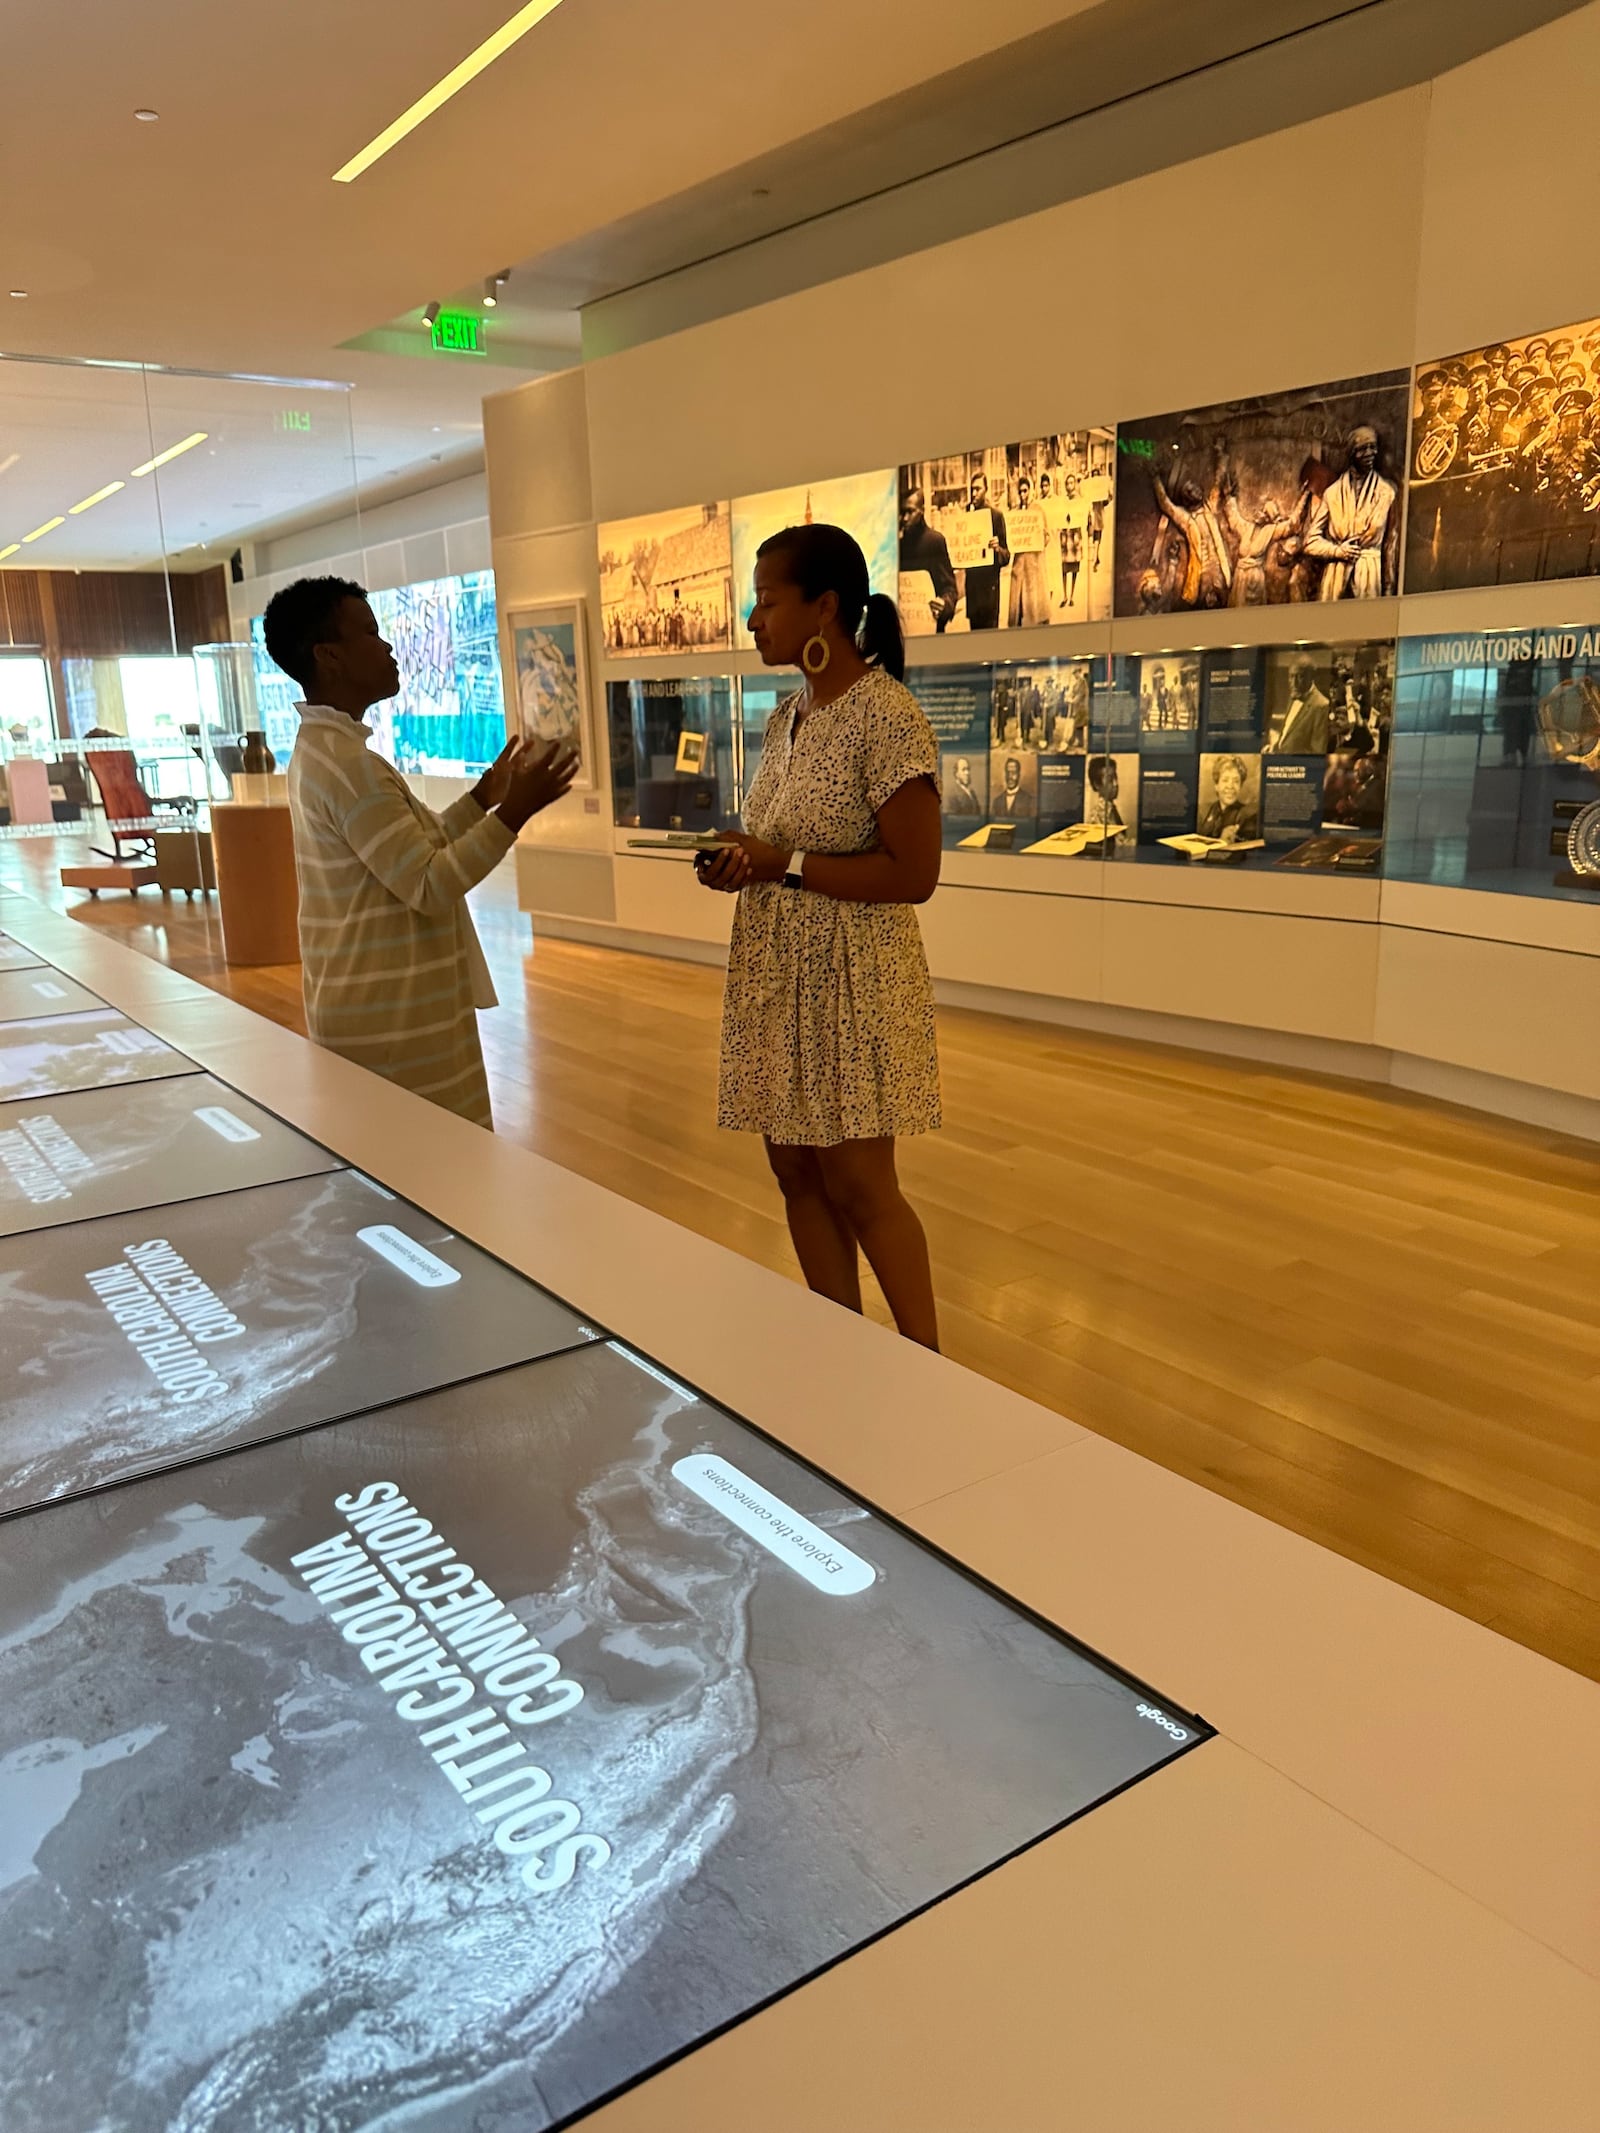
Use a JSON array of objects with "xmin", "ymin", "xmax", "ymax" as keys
[{"xmin": 0, "ymin": 353, "xmax": 361, "ymax": 890}]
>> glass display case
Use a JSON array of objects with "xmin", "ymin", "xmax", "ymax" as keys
[
  {"xmin": 1387, "ymin": 629, "xmax": 1600, "ymax": 900},
  {"xmin": 607, "ymin": 676, "xmax": 740, "ymax": 833},
  {"xmin": 605, "ymin": 643, "xmax": 1407, "ymax": 876},
  {"xmin": 899, "ymin": 640, "xmax": 1394, "ymax": 871}
]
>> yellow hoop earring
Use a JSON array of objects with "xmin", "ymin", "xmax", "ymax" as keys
[{"xmin": 802, "ymin": 632, "xmax": 831, "ymax": 676}]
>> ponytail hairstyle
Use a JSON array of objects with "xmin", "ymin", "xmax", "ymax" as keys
[
  {"xmin": 756, "ymin": 521, "xmax": 907, "ymax": 681},
  {"xmin": 857, "ymin": 592, "xmax": 906, "ymax": 681}
]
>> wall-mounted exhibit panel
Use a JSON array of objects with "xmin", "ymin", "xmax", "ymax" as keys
[
  {"xmin": 0, "ymin": 1167, "xmax": 597, "ymax": 1517},
  {"xmin": 1405, "ymin": 312, "xmax": 1600, "ymax": 596},
  {"xmin": 1114, "ymin": 371, "xmax": 1410, "ymax": 616},
  {"xmin": 0, "ymin": 1338, "xmax": 1203, "ymax": 2133},
  {"xmin": 0, "ymin": 1072, "xmax": 342, "ymax": 1238},
  {"xmin": 0, "ymin": 1007, "xmax": 199, "ymax": 1104},
  {"xmin": 599, "ymin": 502, "xmax": 734, "ymax": 658},
  {"xmin": 730, "ymin": 470, "xmax": 897, "ymax": 652},
  {"xmin": 0, "ymin": 966, "xmax": 106, "ymax": 1025},
  {"xmin": 898, "ymin": 432, "xmax": 1115, "ymax": 636}
]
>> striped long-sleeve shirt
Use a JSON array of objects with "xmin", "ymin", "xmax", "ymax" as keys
[{"xmin": 286, "ymin": 703, "xmax": 514, "ymax": 1127}]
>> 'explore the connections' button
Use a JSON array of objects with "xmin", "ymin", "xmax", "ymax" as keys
[
  {"xmin": 673, "ymin": 1453, "xmax": 876, "ymax": 1596},
  {"xmin": 356, "ymin": 1224, "xmax": 461, "ymax": 1287}
]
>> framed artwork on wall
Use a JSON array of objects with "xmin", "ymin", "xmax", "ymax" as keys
[{"xmin": 504, "ymin": 600, "xmax": 594, "ymax": 790}]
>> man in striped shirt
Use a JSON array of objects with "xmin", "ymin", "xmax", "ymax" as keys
[{"xmin": 264, "ymin": 577, "xmax": 576, "ymax": 1128}]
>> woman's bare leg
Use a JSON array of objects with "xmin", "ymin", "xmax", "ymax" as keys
[
  {"xmin": 815, "ymin": 1137, "xmax": 939, "ymax": 1351},
  {"xmin": 765, "ymin": 1139, "xmax": 862, "ymax": 1313}
]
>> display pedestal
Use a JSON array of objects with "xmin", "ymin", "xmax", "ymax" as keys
[
  {"xmin": 4, "ymin": 758, "xmax": 54, "ymax": 827},
  {"xmin": 154, "ymin": 826, "xmax": 217, "ymax": 897},
  {"xmin": 59, "ymin": 861, "xmax": 159, "ymax": 898},
  {"xmin": 210, "ymin": 801, "xmax": 299, "ymax": 965}
]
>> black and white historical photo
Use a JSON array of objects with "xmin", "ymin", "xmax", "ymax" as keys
[{"xmin": 899, "ymin": 432, "xmax": 1114, "ymax": 635}]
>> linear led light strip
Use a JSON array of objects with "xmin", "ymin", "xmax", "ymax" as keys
[
  {"xmin": 0, "ymin": 431, "xmax": 207, "ymax": 561},
  {"xmin": 333, "ymin": 0, "xmax": 565, "ymax": 182}
]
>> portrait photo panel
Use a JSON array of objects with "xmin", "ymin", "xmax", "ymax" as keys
[{"xmin": 1196, "ymin": 751, "xmax": 1264, "ymax": 842}]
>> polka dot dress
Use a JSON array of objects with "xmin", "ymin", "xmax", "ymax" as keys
[{"xmin": 718, "ymin": 668, "xmax": 943, "ymax": 1147}]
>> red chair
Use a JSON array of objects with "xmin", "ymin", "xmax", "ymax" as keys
[{"xmin": 84, "ymin": 748, "xmax": 195, "ymax": 860}]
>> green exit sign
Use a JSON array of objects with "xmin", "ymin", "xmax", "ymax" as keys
[
  {"xmin": 277, "ymin": 409, "xmax": 313, "ymax": 433},
  {"xmin": 431, "ymin": 310, "xmax": 484, "ymax": 355}
]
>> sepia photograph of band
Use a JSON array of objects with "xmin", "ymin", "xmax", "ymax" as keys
[
  {"xmin": 1114, "ymin": 371, "xmax": 1410, "ymax": 617},
  {"xmin": 1262, "ymin": 642, "xmax": 1395, "ymax": 758},
  {"xmin": 1405, "ymin": 315, "xmax": 1600, "ymax": 594},
  {"xmin": 990, "ymin": 661, "xmax": 1092, "ymax": 751},
  {"xmin": 898, "ymin": 432, "xmax": 1114, "ymax": 636},
  {"xmin": 598, "ymin": 503, "xmax": 734, "ymax": 656}
]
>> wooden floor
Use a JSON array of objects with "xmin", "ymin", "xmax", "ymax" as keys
[{"xmin": 7, "ymin": 829, "xmax": 1599, "ymax": 1681}]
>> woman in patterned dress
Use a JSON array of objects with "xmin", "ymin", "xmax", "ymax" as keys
[{"xmin": 696, "ymin": 523, "xmax": 943, "ymax": 1350}]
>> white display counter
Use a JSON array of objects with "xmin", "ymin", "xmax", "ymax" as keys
[{"xmin": 2, "ymin": 882, "xmax": 1595, "ymax": 2129}]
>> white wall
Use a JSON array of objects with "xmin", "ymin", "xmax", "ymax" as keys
[
  {"xmin": 230, "ymin": 471, "xmax": 493, "ymax": 635},
  {"xmin": 485, "ymin": 5, "xmax": 1600, "ymax": 1134}
]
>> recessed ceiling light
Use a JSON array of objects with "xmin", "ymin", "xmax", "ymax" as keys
[
  {"xmin": 8, "ymin": 290, "xmax": 27, "ymax": 300},
  {"xmin": 0, "ymin": 543, "xmax": 18, "ymax": 561},
  {"xmin": 69, "ymin": 480, "xmax": 126, "ymax": 516},
  {"xmin": 134, "ymin": 108, "xmax": 160, "ymax": 122},
  {"xmin": 129, "ymin": 430, "xmax": 208, "ymax": 476},
  {"xmin": 22, "ymin": 516, "xmax": 64, "ymax": 543},
  {"xmin": 332, "ymin": 0, "xmax": 566, "ymax": 182}
]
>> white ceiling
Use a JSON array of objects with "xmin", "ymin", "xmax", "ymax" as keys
[
  {"xmin": 0, "ymin": 0, "xmax": 1092, "ymax": 570},
  {"xmin": 0, "ymin": 0, "xmax": 1585, "ymax": 572}
]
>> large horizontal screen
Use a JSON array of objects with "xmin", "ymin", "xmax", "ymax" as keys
[
  {"xmin": 0, "ymin": 966, "xmax": 105, "ymax": 1024},
  {"xmin": 0, "ymin": 1340, "xmax": 1204, "ymax": 2132},
  {"xmin": 0, "ymin": 934, "xmax": 45, "ymax": 972},
  {"xmin": 0, "ymin": 1072, "xmax": 343, "ymax": 1237},
  {"xmin": 0, "ymin": 1168, "xmax": 596, "ymax": 1514},
  {"xmin": 0, "ymin": 1007, "xmax": 198, "ymax": 1103}
]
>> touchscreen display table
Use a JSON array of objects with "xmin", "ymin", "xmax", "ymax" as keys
[
  {"xmin": 0, "ymin": 1168, "xmax": 596, "ymax": 1514},
  {"xmin": 0, "ymin": 966, "xmax": 104, "ymax": 1023},
  {"xmin": 0, "ymin": 1007, "xmax": 197, "ymax": 1103},
  {"xmin": 0, "ymin": 1341, "xmax": 1204, "ymax": 2133},
  {"xmin": 0, "ymin": 1073, "xmax": 342, "ymax": 1236},
  {"xmin": 0, "ymin": 934, "xmax": 46, "ymax": 972}
]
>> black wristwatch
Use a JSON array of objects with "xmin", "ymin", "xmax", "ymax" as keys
[{"xmin": 782, "ymin": 850, "xmax": 807, "ymax": 889}]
